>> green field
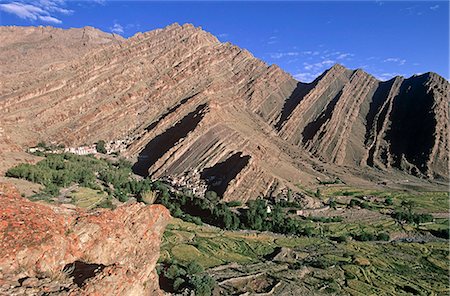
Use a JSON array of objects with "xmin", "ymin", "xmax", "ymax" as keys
[
  {"xmin": 161, "ymin": 217, "xmax": 449, "ymax": 295},
  {"xmin": 69, "ymin": 187, "xmax": 108, "ymax": 209}
]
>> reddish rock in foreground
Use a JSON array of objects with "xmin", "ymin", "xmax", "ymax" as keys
[{"xmin": 0, "ymin": 183, "xmax": 170, "ymax": 296}]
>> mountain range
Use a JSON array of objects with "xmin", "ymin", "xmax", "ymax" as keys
[{"xmin": 1, "ymin": 23, "xmax": 448, "ymax": 200}]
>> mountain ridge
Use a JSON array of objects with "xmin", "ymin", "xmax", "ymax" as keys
[{"xmin": 0, "ymin": 23, "xmax": 448, "ymax": 200}]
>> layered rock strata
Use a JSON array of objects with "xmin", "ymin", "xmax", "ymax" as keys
[{"xmin": 0, "ymin": 23, "xmax": 448, "ymax": 200}]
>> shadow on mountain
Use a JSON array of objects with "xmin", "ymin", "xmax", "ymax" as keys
[
  {"xmin": 275, "ymin": 75, "xmax": 323, "ymax": 130},
  {"xmin": 144, "ymin": 92, "xmax": 199, "ymax": 132},
  {"xmin": 200, "ymin": 152, "xmax": 251, "ymax": 197},
  {"xmin": 384, "ymin": 74, "xmax": 435, "ymax": 175},
  {"xmin": 301, "ymin": 89, "xmax": 343, "ymax": 143},
  {"xmin": 132, "ymin": 104, "xmax": 207, "ymax": 177},
  {"xmin": 364, "ymin": 78, "xmax": 396, "ymax": 166}
]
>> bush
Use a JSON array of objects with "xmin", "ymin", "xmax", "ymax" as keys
[
  {"xmin": 189, "ymin": 274, "xmax": 215, "ymax": 296},
  {"xmin": 332, "ymin": 235, "xmax": 348, "ymax": 243},
  {"xmin": 43, "ymin": 184, "xmax": 59, "ymax": 196},
  {"xmin": 353, "ymin": 232, "xmax": 375, "ymax": 241},
  {"xmin": 96, "ymin": 140, "xmax": 107, "ymax": 154},
  {"xmin": 349, "ymin": 199, "xmax": 361, "ymax": 208},
  {"xmin": 205, "ymin": 191, "xmax": 218, "ymax": 203},
  {"xmin": 376, "ymin": 232, "xmax": 390, "ymax": 241},
  {"xmin": 173, "ymin": 277, "xmax": 185, "ymax": 292},
  {"xmin": 97, "ymin": 198, "xmax": 115, "ymax": 209},
  {"xmin": 186, "ymin": 262, "xmax": 204, "ymax": 275},
  {"xmin": 226, "ymin": 200, "xmax": 242, "ymax": 207},
  {"xmin": 344, "ymin": 271, "xmax": 356, "ymax": 279},
  {"xmin": 165, "ymin": 264, "xmax": 186, "ymax": 280},
  {"xmin": 308, "ymin": 258, "xmax": 331, "ymax": 269},
  {"xmin": 385, "ymin": 197, "xmax": 394, "ymax": 205},
  {"xmin": 392, "ymin": 211, "xmax": 433, "ymax": 224}
]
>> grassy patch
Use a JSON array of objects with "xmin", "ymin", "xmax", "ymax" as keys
[{"xmin": 70, "ymin": 187, "xmax": 107, "ymax": 209}]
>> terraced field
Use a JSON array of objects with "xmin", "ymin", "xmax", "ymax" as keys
[
  {"xmin": 69, "ymin": 187, "xmax": 108, "ymax": 209},
  {"xmin": 160, "ymin": 186, "xmax": 449, "ymax": 296}
]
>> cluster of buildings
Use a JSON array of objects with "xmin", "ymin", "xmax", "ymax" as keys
[
  {"xmin": 104, "ymin": 137, "xmax": 136, "ymax": 154},
  {"xmin": 28, "ymin": 145, "xmax": 97, "ymax": 156},
  {"xmin": 64, "ymin": 145, "xmax": 97, "ymax": 155},
  {"xmin": 27, "ymin": 135, "xmax": 139, "ymax": 156},
  {"xmin": 161, "ymin": 170, "xmax": 208, "ymax": 197}
]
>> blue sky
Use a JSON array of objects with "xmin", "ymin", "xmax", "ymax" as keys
[{"xmin": 1, "ymin": 1, "xmax": 448, "ymax": 82}]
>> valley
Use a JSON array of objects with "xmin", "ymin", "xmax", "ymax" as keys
[
  {"xmin": 0, "ymin": 22, "xmax": 448, "ymax": 296},
  {"xmin": 2, "ymin": 151, "xmax": 448, "ymax": 295}
]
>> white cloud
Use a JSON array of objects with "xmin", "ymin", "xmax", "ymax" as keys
[
  {"xmin": 267, "ymin": 36, "xmax": 277, "ymax": 45},
  {"xmin": 111, "ymin": 23, "xmax": 124, "ymax": 35},
  {"xmin": 37, "ymin": 0, "xmax": 72, "ymax": 15},
  {"xmin": 294, "ymin": 72, "xmax": 322, "ymax": 83},
  {"xmin": 375, "ymin": 72, "xmax": 404, "ymax": 81},
  {"xmin": 217, "ymin": 33, "xmax": 229, "ymax": 38},
  {"xmin": 383, "ymin": 57, "xmax": 406, "ymax": 65},
  {"xmin": 430, "ymin": 5, "xmax": 439, "ymax": 11},
  {"xmin": 270, "ymin": 50, "xmax": 325, "ymax": 59},
  {"xmin": 303, "ymin": 60, "xmax": 335, "ymax": 71},
  {"xmin": 302, "ymin": 50, "xmax": 320, "ymax": 56},
  {"xmin": 270, "ymin": 49, "xmax": 354, "ymax": 82},
  {"xmin": 269, "ymin": 52, "xmax": 300, "ymax": 59},
  {"xmin": 38, "ymin": 15, "xmax": 61, "ymax": 23},
  {"xmin": 92, "ymin": 0, "xmax": 106, "ymax": 5},
  {"xmin": 0, "ymin": 0, "xmax": 72, "ymax": 24},
  {"xmin": 336, "ymin": 53, "xmax": 354, "ymax": 60},
  {"xmin": 0, "ymin": 2, "xmax": 46, "ymax": 20}
]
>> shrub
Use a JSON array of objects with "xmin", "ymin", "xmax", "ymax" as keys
[
  {"xmin": 205, "ymin": 191, "xmax": 218, "ymax": 203},
  {"xmin": 226, "ymin": 200, "xmax": 242, "ymax": 207},
  {"xmin": 97, "ymin": 198, "xmax": 115, "ymax": 209},
  {"xmin": 173, "ymin": 277, "xmax": 185, "ymax": 292},
  {"xmin": 165, "ymin": 264, "xmax": 186, "ymax": 280},
  {"xmin": 349, "ymin": 199, "xmax": 361, "ymax": 208},
  {"xmin": 189, "ymin": 274, "xmax": 215, "ymax": 296},
  {"xmin": 96, "ymin": 140, "xmax": 107, "ymax": 154},
  {"xmin": 332, "ymin": 235, "xmax": 348, "ymax": 243},
  {"xmin": 186, "ymin": 262, "xmax": 204, "ymax": 275},
  {"xmin": 376, "ymin": 232, "xmax": 390, "ymax": 241},
  {"xmin": 344, "ymin": 271, "xmax": 356, "ymax": 280},
  {"xmin": 354, "ymin": 232, "xmax": 375, "ymax": 241}
]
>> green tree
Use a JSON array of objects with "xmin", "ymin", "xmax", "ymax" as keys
[
  {"xmin": 173, "ymin": 277, "xmax": 185, "ymax": 292},
  {"xmin": 165, "ymin": 264, "xmax": 186, "ymax": 280},
  {"xmin": 315, "ymin": 188, "xmax": 321, "ymax": 197},
  {"xmin": 205, "ymin": 191, "xmax": 218, "ymax": 203},
  {"xmin": 189, "ymin": 274, "xmax": 215, "ymax": 296},
  {"xmin": 96, "ymin": 140, "xmax": 107, "ymax": 154},
  {"xmin": 186, "ymin": 262, "xmax": 204, "ymax": 275}
]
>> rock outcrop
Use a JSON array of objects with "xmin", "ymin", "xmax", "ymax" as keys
[
  {"xmin": 0, "ymin": 183, "xmax": 170, "ymax": 295},
  {"xmin": 0, "ymin": 23, "xmax": 448, "ymax": 200}
]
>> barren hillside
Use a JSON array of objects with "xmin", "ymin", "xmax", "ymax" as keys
[{"xmin": 0, "ymin": 23, "xmax": 448, "ymax": 200}]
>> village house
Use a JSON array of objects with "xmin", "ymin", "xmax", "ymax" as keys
[{"xmin": 64, "ymin": 145, "xmax": 97, "ymax": 155}]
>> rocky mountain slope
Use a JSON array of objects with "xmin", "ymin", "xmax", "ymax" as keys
[
  {"xmin": 0, "ymin": 23, "xmax": 448, "ymax": 200},
  {"xmin": 0, "ymin": 26, "xmax": 123, "ymax": 78},
  {"xmin": 0, "ymin": 183, "xmax": 170, "ymax": 295}
]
